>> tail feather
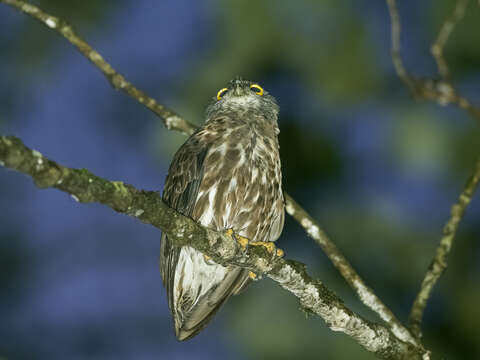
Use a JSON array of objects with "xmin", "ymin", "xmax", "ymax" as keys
[
  {"xmin": 174, "ymin": 266, "xmax": 247, "ymax": 341},
  {"xmin": 161, "ymin": 236, "xmax": 249, "ymax": 341}
]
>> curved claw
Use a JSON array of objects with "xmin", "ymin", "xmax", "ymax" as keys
[
  {"xmin": 225, "ymin": 228, "xmax": 249, "ymax": 249},
  {"xmin": 224, "ymin": 229, "xmax": 285, "ymax": 257}
]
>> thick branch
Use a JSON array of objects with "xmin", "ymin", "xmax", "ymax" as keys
[
  {"xmin": 385, "ymin": 0, "xmax": 480, "ymax": 121},
  {"xmin": 409, "ymin": 157, "xmax": 480, "ymax": 338},
  {"xmin": 0, "ymin": 135, "xmax": 426, "ymax": 359}
]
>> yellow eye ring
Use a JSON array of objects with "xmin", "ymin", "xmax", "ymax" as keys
[
  {"xmin": 250, "ymin": 84, "xmax": 264, "ymax": 96},
  {"xmin": 216, "ymin": 88, "xmax": 229, "ymax": 100}
]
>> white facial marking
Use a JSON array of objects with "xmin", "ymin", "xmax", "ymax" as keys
[{"xmin": 225, "ymin": 95, "xmax": 259, "ymax": 107}]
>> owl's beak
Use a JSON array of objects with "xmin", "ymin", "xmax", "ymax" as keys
[{"xmin": 232, "ymin": 84, "xmax": 242, "ymax": 96}]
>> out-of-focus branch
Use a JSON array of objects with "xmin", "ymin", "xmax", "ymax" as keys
[
  {"xmin": 385, "ymin": 0, "xmax": 416, "ymax": 93},
  {"xmin": 386, "ymin": 0, "xmax": 480, "ymax": 339},
  {"xmin": 0, "ymin": 135, "xmax": 427, "ymax": 360},
  {"xmin": 409, "ymin": 157, "xmax": 480, "ymax": 338},
  {"xmin": 431, "ymin": 0, "xmax": 470, "ymax": 79},
  {"xmin": 386, "ymin": 0, "xmax": 480, "ymax": 120},
  {"xmin": 0, "ymin": 0, "xmax": 197, "ymax": 136},
  {"xmin": 285, "ymin": 195, "xmax": 418, "ymax": 346},
  {"xmin": 0, "ymin": 0, "xmax": 420, "ymax": 345}
]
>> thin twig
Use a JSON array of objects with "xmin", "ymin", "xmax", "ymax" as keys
[
  {"xmin": 285, "ymin": 195, "xmax": 418, "ymax": 346},
  {"xmin": 385, "ymin": 0, "xmax": 480, "ymax": 121},
  {"xmin": 387, "ymin": 0, "xmax": 480, "ymax": 340},
  {"xmin": 0, "ymin": 0, "xmax": 197, "ymax": 136},
  {"xmin": 0, "ymin": 135, "xmax": 427, "ymax": 360},
  {"xmin": 431, "ymin": 0, "xmax": 470, "ymax": 79},
  {"xmin": 385, "ymin": 0, "xmax": 416, "ymax": 93},
  {"xmin": 409, "ymin": 157, "xmax": 480, "ymax": 338}
]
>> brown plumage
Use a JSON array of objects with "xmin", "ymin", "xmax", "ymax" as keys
[{"xmin": 160, "ymin": 78, "xmax": 284, "ymax": 340}]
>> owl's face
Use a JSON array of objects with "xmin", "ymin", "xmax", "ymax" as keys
[{"xmin": 205, "ymin": 78, "xmax": 279, "ymax": 124}]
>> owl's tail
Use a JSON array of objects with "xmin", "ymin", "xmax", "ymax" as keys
[{"xmin": 161, "ymin": 237, "xmax": 249, "ymax": 341}]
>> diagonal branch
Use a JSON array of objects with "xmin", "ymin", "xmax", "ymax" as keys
[
  {"xmin": 386, "ymin": 0, "xmax": 480, "ymax": 339},
  {"xmin": 385, "ymin": 0, "xmax": 480, "ymax": 121},
  {"xmin": 0, "ymin": 0, "xmax": 416, "ymax": 344},
  {"xmin": 409, "ymin": 157, "xmax": 480, "ymax": 338},
  {"xmin": 0, "ymin": 135, "xmax": 426, "ymax": 360},
  {"xmin": 385, "ymin": 0, "xmax": 416, "ymax": 94},
  {"xmin": 0, "ymin": 0, "xmax": 197, "ymax": 136},
  {"xmin": 431, "ymin": 0, "xmax": 470, "ymax": 80},
  {"xmin": 285, "ymin": 195, "xmax": 418, "ymax": 346}
]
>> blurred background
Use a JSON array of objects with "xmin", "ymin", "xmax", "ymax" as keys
[{"xmin": 1, "ymin": 0, "xmax": 479, "ymax": 359}]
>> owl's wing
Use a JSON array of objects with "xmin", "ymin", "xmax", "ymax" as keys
[
  {"xmin": 160, "ymin": 130, "xmax": 249, "ymax": 341},
  {"xmin": 160, "ymin": 132, "xmax": 208, "ymax": 310}
]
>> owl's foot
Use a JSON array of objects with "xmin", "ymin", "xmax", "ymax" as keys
[
  {"xmin": 225, "ymin": 228, "xmax": 250, "ymax": 249},
  {"xmin": 203, "ymin": 254, "xmax": 217, "ymax": 265},
  {"xmin": 224, "ymin": 229, "xmax": 284, "ymax": 257},
  {"xmin": 246, "ymin": 242, "xmax": 284, "ymax": 280},
  {"xmin": 250, "ymin": 241, "xmax": 285, "ymax": 258}
]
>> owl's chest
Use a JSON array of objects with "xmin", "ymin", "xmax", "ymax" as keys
[{"xmin": 192, "ymin": 128, "xmax": 283, "ymax": 237}]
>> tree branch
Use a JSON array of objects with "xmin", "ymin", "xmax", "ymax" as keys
[
  {"xmin": 0, "ymin": 135, "xmax": 427, "ymax": 360},
  {"xmin": 431, "ymin": 0, "xmax": 470, "ymax": 80},
  {"xmin": 408, "ymin": 157, "xmax": 480, "ymax": 338},
  {"xmin": 285, "ymin": 195, "xmax": 418, "ymax": 346},
  {"xmin": 386, "ymin": 0, "xmax": 480, "ymax": 121},
  {"xmin": 386, "ymin": 0, "xmax": 480, "ymax": 340},
  {"xmin": 0, "ymin": 0, "xmax": 417, "ymax": 343},
  {"xmin": 0, "ymin": 0, "xmax": 197, "ymax": 136},
  {"xmin": 385, "ymin": 0, "xmax": 416, "ymax": 94}
]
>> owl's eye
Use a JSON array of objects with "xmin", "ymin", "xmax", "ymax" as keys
[
  {"xmin": 216, "ymin": 88, "xmax": 229, "ymax": 100},
  {"xmin": 250, "ymin": 84, "xmax": 264, "ymax": 96}
]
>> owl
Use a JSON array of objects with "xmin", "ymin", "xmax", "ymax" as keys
[{"xmin": 160, "ymin": 78, "xmax": 284, "ymax": 340}]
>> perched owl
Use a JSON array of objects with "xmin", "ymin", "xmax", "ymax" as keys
[{"xmin": 160, "ymin": 78, "xmax": 284, "ymax": 340}]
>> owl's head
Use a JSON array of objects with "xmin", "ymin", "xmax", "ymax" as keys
[{"xmin": 205, "ymin": 77, "xmax": 279, "ymax": 123}]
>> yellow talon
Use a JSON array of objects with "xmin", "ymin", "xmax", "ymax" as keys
[
  {"xmin": 224, "ymin": 229, "xmax": 283, "ymax": 256},
  {"xmin": 204, "ymin": 254, "xmax": 211, "ymax": 261},
  {"xmin": 237, "ymin": 235, "xmax": 249, "ymax": 249},
  {"xmin": 248, "ymin": 271, "xmax": 257, "ymax": 280},
  {"xmin": 225, "ymin": 228, "xmax": 250, "ymax": 249},
  {"xmin": 250, "ymin": 241, "xmax": 275, "ymax": 253}
]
